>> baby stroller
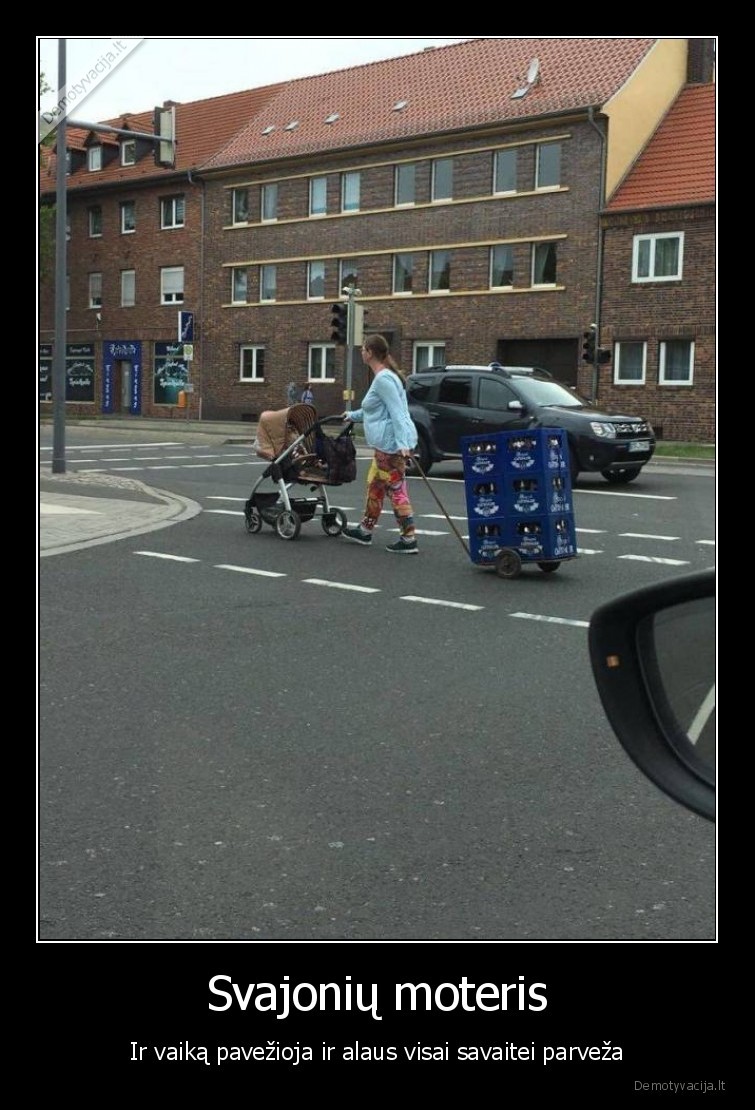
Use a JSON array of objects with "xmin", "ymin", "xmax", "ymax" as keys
[{"xmin": 244, "ymin": 403, "xmax": 357, "ymax": 541}]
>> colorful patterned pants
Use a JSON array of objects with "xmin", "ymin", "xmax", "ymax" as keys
[{"xmin": 360, "ymin": 450, "xmax": 416, "ymax": 539}]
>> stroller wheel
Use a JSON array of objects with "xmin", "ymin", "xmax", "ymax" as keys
[
  {"xmin": 321, "ymin": 508, "xmax": 347, "ymax": 536},
  {"xmin": 275, "ymin": 509, "xmax": 301, "ymax": 541},
  {"xmin": 244, "ymin": 501, "xmax": 262, "ymax": 534}
]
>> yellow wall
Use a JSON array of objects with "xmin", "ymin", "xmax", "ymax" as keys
[{"xmin": 604, "ymin": 39, "xmax": 688, "ymax": 199}]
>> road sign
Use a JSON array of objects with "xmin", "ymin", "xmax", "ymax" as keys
[
  {"xmin": 178, "ymin": 311, "xmax": 194, "ymax": 343},
  {"xmin": 183, "ymin": 344, "xmax": 194, "ymax": 361}
]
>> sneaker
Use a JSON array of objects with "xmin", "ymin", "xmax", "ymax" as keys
[
  {"xmin": 386, "ymin": 537, "xmax": 419, "ymax": 554},
  {"xmin": 342, "ymin": 524, "xmax": 372, "ymax": 546}
]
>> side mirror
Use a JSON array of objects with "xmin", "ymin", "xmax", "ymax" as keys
[
  {"xmin": 507, "ymin": 400, "xmax": 524, "ymax": 412},
  {"xmin": 588, "ymin": 570, "xmax": 716, "ymax": 821}
]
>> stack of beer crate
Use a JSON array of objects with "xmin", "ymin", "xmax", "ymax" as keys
[{"xmin": 461, "ymin": 427, "xmax": 577, "ymax": 567}]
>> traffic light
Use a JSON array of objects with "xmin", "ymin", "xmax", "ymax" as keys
[
  {"xmin": 153, "ymin": 105, "xmax": 176, "ymax": 168},
  {"xmin": 597, "ymin": 347, "xmax": 612, "ymax": 365},
  {"xmin": 353, "ymin": 304, "xmax": 368, "ymax": 346},
  {"xmin": 581, "ymin": 328, "xmax": 596, "ymax": 363},
  {"xmin": 331, "ymin": 302, "xmax": 348, "ymax": 345}
]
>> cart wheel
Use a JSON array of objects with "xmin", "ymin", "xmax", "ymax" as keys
[
  {"xmin": 322, "ymin": 508, "xmax": 347, "ymax": 536},
  {"xmin": 275, "ymin": 510, "xmax": 301, "ymax": 540},
  {"xmin": 244, "ymin": 505, "xmax": 262, "ymax": 534},
  {"xmin": 495, "ymin": 548, "xmax": 522, "ymax": 579},
  {"xmin": 537, "ymin": 561, "xmax": 561, "ymax": 573}
]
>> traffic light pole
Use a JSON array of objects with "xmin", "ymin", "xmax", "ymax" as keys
[{"xmin": 344, "ymin": 287, "xmax": 356, "ymax": 412}]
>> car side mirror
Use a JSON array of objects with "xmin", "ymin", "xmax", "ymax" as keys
[
  {"xmin": 507, "ymin": 400, "xmax": 524, "ymax": 411},
  {"xmin": 588, "ymin": 569, "xmax": 716, "ymax": 821}
]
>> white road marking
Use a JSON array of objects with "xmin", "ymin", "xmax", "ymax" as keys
[
  {"xmin": 620, "ymin": 532, "xmax": 678, "ymax": 541},
  {"xmin": 697, "ymin": 539, "xmax": 715, "ymax": 546},
  {"xmin": 134, "ymin": 551, "xmax": 199, "ymax": 562},
  {"xmin": 40, "ymin": 503, "xmax": 101, "ymax": 515},
  {"xmin": 576, "ymin": 548, "xmax": 604, "ymax": 555},
  {"xmin": 40, "ymin": 442, "xmax": 182, "ymax": 450},
  {"xmin": 618, "ymin": 554, "xmax": 689, "ymax": 565},
  {"xmin": 687, "ymin": 684, "xmax": 716, "ymax": 745},
  {"xmin": 576, "ymin": 527, "xmax": 607, "ymax": 534},
  {"xmin": 511, "ymin": 612, "xmax": 590, "ymax": 628},
  {"xmin": 304, "ymin": 579, "xmax": 380, "ymax": 593},
  {"xmin": 424, "ymin": 513, "xmax": 468, "ymax": 522},
  {"xmin": 205, "ymin": 509, "xmax": 244, "ymax": 516},
  {"xmin": 215, "ymin": 564, "xmax": 286, "ymax": 577},
  {"xmin": 575, "ymin": 489, "xmax": 676, "ymax": 500},
  {"xmin": 400, "ymin": 596, "xmax": 484, "ymax": 611}
]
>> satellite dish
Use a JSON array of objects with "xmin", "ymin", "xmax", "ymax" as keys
[{"xmin": 527, "ymin": 57, "xmax": 540, "ymax": 85}]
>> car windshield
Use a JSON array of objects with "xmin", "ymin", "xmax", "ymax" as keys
[{"xmin": 513, "ymin": 378, "xmax": 591, "ymax": 409}]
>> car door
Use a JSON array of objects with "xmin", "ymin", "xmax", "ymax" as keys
[
  {"xmin": 474, "ymin": 376, "xmax": 529, "ymax": 436},
  {"xmin": 431, "ymin": 374, "xmax": 477, "ymax": 452}
]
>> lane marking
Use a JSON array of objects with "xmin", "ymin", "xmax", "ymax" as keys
[
  {"xmin": 40, "ymin": 503, "xmax": 101, "ymax": 516},
  {"xmin": 215, "ymin": 564, "xmax": 286, "ymax": 577},
  {"xmin": 304, "ymin": 579, "xmax": 380, "ymax": 593},
  {"xmin": 575, "ymin": 489, "xmax": 676, "ymax": 500},
  {"xmin": 134, "ymin": 551, "xmax": 199, "ymax": 562},
  {"xmin": 400, "ymin": 596, "xmax": 484, "ymax": 611},
  {"xmin": 511, "ymin": 612, "xmax": 590, "ymax": 628},
  {"xmin": 620, "ymin": 532, "xmax": 678, "ymax": 541},
  {"xmin": 618, "ymin": 554, "xmax": 689, "ymax": 565}
]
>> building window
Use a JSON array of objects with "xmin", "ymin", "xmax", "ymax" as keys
[
  {"xmin": 260, "ymin": 264, "xmax": 276, "ymax": 302},
  {"xmin": 308, "ymin": 260, "xmax": 325, "ymax": 300},
  {"xmin": 88, "ymin": 146, "xmax": 102, "ymax": 171},
  {"xmin": 494, "ymin": 148, "xmax": 517, "ymax": 194},
  {"xmin": 261, "ymin": 183, "xmax": 278, "ymax": 222},
  {"xmin": 413, "ymin": 342, "xmax": 446, "ymax": 371},
  {"xmin": 160, "ymin": 266, "xmax": 184, "ymax": 304},
  {"xmin": 532, "ymin": 241, "xmax": 558, "ymax": 286},
  {"xmin": 536, "ymin": 142, "xmax": 561, "ymax": 189},
  {"xmin": 120, "ymin": 201, "xmax": 136, "ymax": 234},
  {"xmin": 231, "ymin": 267, "xmax": 248, "ymax": 304},
  {"xmin": 393, "ymin": 253, "xmax": 415, "ymax": 294},
  {"xmin": 309, "ymin": 344, "xmax": 337, "ymax": 382},
  {"xmin": 161, "ymin": 195, "xmax": 185, "ymax": 229},
  {"xmin": 121, "ymin": 140, "xmax": 136, "ymax": 166},
  {"xmin": 614, "ymin": 341, "xmax": 646, "ymax": 384},
  {"xmin": 232, "ymin": 187, "xmax": 249, "ymax": 224},
  {"xmin": 659, "ymin": 340, "xmax": 694, "ymax": 385},
  {"xmin": 310, "ymin": 176, "xmax": 327, "ymax": 217},
  {"xmin": 88, "ymin": 206, "xmax": 102, "ymax": 237},
  {"xmin": 240, "ymin": 346, "xmax": 265, "ymax": 381},
  {"xmin": 88, "ymin": 272, "xmax": 102, "ymax": 308},
  {"xmin": 342, "ymin": 171, "xmax": 360, "ymax": 213},
  {"xmin": 339, "ymin": 260, "xmax": 359, "ymax": 292},
  {"xmin": 431, "ymin": 158, "xmax": 453, "ymax": 202},
  {"xmin": 395, "ymin": 162, "xmax": 416, "ymax": 206},
  {"xmin": 633, "ymin": 232, "xmax": 684, "ymax": 282},
  {"xmin": 121, "ymin": 270, "xmax": 136, "ymax": 307},
  {"xmin": 429, "ymin": 250, "xmax": 450, "ymax": 293},
  {"xmin": 490, "ymin": 244, "xmax": 514, "ymax": 288}
]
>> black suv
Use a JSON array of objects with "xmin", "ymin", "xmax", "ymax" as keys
[{"xmin": 406, "ymin": 364, "xmax": 655, "ymax": 483}]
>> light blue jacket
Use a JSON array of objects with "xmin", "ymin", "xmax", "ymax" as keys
[{"xmin": 349, "ymin": 370, "xmax": 418, "ymax": 453}]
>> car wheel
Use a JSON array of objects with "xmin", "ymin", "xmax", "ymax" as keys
[
  {"xmin": 275, "ymin": 509, "xmax": 301, "ymax": 540},
  {"xmin": 322, "ymin": 508, "xmax": 347, "ymax": 536},
  {"xmin": 602, "ymin": 467, "xmax": 641, "ymax": 484},
  {"xmin": 537, "ymin": 561, "xmax": 561, "ymax": 573}
]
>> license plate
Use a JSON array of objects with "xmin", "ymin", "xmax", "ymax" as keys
[{"xmin": 628, "ymin": 439, "xmax": 650, "ymax": 453}]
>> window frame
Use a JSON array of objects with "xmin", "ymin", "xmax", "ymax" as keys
[
  {"xmin": 261, "ymin": 183, "xmax": 278, "ymax": 223},
  {"xmin": 231, "ymin": 267, "xmax": 248, "ymax": 305},
  {"xmin": 120, "ymin": 200, "xmax": 136, "ymax": 235},
  {"xmin": 535, "ymin": 141, "xmax": 561, "ymax": 190},
  {"xmin": 339, "ymin": 260, "xmax": 359, "ymax": 292},
  {"xmin": 490, "ymin": 244, "xmax": 514, "ymax": 288},
  {"xmin": 493, "ymin": 148, "xmax": 517, "ymax": 195},
  {"xmin": 88, "ymin": 205, "xmax": 102, "ymax": 238},
  {"xmin": 531, "ymin": 241, "xmax": 558, "ymax": 287},
  {"xmin": 308, "ymin": 343, "xmax": 337, "ymax": 383},
  {"xmin": 413, "ymin": 342, "xmax": 446, "ymax": 371},
  {"xmin": 160, "ymin": 194, "xmax": 185, "ymax": 230},
  {"xmin": 88, "ymin": 272, "xmax": 103, "ymax": 309},
  {"xmin": 232, "ymin": 187, "xmax": 249, "ymax": 224},
  {"xmin": 659, "ymin": 339, "xmax": 695, "ymax": 386},
  {"xmin": 393, "ymin": 252, "xmax": 415, "ymax": 295},
  {"xmin": 431, "ymin": 157, "xmax": 453, "ymax": 203},
  {"xmin": 309, "ymin": 176, "xmax": 328, "ymax": 217},
  {"xmin": 120, "ymin": 269, "xmax": 136, "ymax": 308},
  {"xmin": 341, "ymin": 171, "xmax": 360, "ymax": 213},
  {"xmin": 429, "ymin": 249, "xmax": 450, "ymax": 294},
  {"xmin": 87, "ymin": 146, "xmax": 102, "ymax": 172},
  {"xmin": 160, "ymin": 265, "xmax": 184, "ymax": 305},
  {"xmin": 307, "ymin": 260, "xmax": 325, "ymax": 300},
  {"xmin": 395, "ymin": 162, "xmax": 417, "ymax": 207},
  {"xmin": 121, "ymin": 140, "xmax": 136, "ymax": 166},
  {"xmin": 260, "ymin": 264, "xmax": 277, "ymax": 303},
  {"xmin": 613, "ymin": 341, "xmax": 647, "ymax": 385},
  {"xmin": 240, "ymin": 345, "xmax": 265, "ymax": 382},
  {"xmin": 632, "ymin": 232, "xmax": 685, "ymax": 283}
]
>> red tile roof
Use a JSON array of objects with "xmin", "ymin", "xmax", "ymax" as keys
[
  {"xmin": 40, "ymin": 84, "xmax": 285, "ymax": 196},
  {"xmin": 203, "ymin": 37, "xmax": 657, "ymax": 170},
  {"xmin": 606, "ymin": 83, "xmax": 716, "ymax": 210}
]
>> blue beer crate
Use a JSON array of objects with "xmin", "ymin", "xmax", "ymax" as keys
[
  {"xmin": 499, "ymin": 514, "xmax": 578, "ymax": 561},
  {"xmin": 502, "ymin": 428, "xmax": 569, "ymax": 474}
]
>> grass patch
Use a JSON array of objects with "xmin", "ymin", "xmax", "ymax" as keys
[{"xmin": 654, "ymin": 442, "xmax": 715, "ymax": 460}]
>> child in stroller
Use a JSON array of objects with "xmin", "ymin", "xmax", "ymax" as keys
[{"xmin": 244, "ymin": 403, "xmax": 357, "ymax": 541}]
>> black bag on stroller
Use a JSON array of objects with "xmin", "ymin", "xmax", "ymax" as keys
[{"xmin": 314, "ymin": 427, "xmax": 357, "ymax": 485}]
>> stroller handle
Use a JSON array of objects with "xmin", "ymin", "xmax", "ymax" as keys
[{"xmin": 315, "ymin": 414, "xmax": 354, "ymax": 430}]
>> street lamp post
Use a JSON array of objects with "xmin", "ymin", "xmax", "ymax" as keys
[{"xmin": 342, "ymin": 284, "xmax": 361, "ymax": 412}]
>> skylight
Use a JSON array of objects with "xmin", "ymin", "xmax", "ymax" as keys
[
  {"xmin": 393, "ymin": 100, "xmax": 408, "ymax": 111},
  {"xmin": 324, "ymin": 112, "xmax": 340, "ymax": 124},
  {"xmin": 261, "ymin": 125, "xmax": 275, "ymax": 135},
  {"xmin": 284, "ymin": 120, "xmax": 300, "ymax": 131}
]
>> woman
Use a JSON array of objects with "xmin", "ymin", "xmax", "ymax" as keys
[{"xmin": 341, "ymin": 334, "xmax": 419, "ymax": 554}]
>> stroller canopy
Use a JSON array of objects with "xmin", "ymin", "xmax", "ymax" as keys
[{"xmin": 255, "ymin": 403, "xmax": 317, "ymax": 460}]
